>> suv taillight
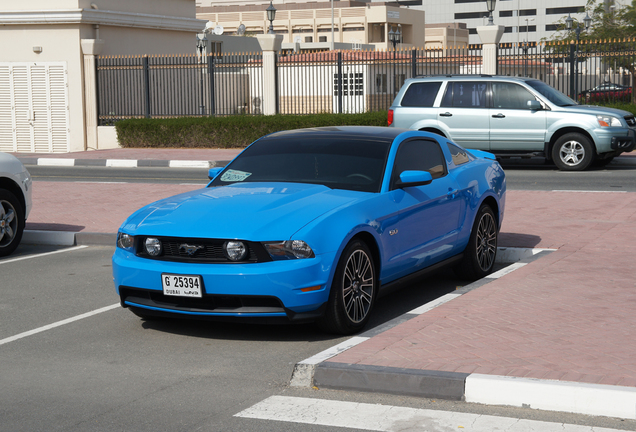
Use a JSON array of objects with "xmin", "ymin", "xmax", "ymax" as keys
[{"xmin": 387, "ymin": 109, "xmax": 394, "ymax": 126}]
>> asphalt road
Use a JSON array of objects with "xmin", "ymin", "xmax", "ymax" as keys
[
  {"xmin": 3, "ymin": 244, "xmax": 632, "ymax": 431},
  {"xmin": 5, "ymin": 164, "xmax": 636, "ymax": 431},
  {"xmin": 27, "ymin": 155, "xmax": 636, "ymax": 191}
]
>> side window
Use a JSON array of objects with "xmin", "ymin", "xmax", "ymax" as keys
[
  {"xmin": 446, "ymin": 142, "xmax": 471, "ymax": 166},
  {"xmin": 492, "ymin": 83, "xmax": 537, "ymax": 110},
  {"xmin": 391, "ymin": 139, "xmax": 446, "ymax": 189},
  {"xmin": 400, "ymin": 82, "xmax": 442, "ymax": 107},
  {"xmin": 440, "ymin": 81, "xmax": 487, "ymax": 108}
]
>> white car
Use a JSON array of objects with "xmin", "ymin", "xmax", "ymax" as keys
[{"xmin": 0, "ymin": 153, "xmax": 32, "ymax": 256}]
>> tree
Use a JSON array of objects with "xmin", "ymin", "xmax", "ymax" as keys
[{"xmin": 544, "ymin": 0, "xmax": 636, "ymax": 102}]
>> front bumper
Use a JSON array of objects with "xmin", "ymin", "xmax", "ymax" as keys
[
  {"xmin": 112, "ymin": 249, "xmax": 335, "ymax": 322},
  {"xmin": 611, "ymin": 128, "xmax": 636, "ymax": 152}
]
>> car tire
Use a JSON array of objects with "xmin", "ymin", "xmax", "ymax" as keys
[
  {"xmin": 552, "ymin": 133, "xmax": 594, "ymax": 171},
  {"xmin": 0, "ymin": 189, "xmax": 25, "ymax": 257},
  {"xmin": 455, "ymin": 204, "xmax": 497, "ymax": 280},
  {"xmin": 318, "ymin": 240, "xmax": 377, "ymax": 335}
]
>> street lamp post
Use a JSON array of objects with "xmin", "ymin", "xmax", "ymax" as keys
[
  {"xmin": 266, "ymin": 1, "xmax": 276, "ymax": 35},
  {"xmin": 389, "ymin": 25, "xmax": 401, "ymax": 96},
  {"xmin": 565, "ymin": 12, "xmax": 592, "ymax": 100},
  {"xmin": 486, "ymin": 0, "xmax": 497, "ymax": 26},
  {"xmin": 196, "ymin": 34, "xmax": 208, "ymax": 115},
  {"xmin": 522, "ymin": 17, "xmax": 534, "ymax": 77}
]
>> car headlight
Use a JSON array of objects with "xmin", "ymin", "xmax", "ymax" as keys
[
  {"xmin": 263, "ymin": 240, "xmax": 315, "ymax": 260},
  {"xmin": 117, "ymin": 232, "xmax": 134, "ymax": 252},
  {"xmin": 144, "ymin": 237, "xmax": 162, "ymax": 257},
  {"xmin": 224, "ymin": 241, "xmax": 247, "ymax": 261},
  {"xmin": 597, "ymin": 115, "xmax": 622, "ymax": 127}
]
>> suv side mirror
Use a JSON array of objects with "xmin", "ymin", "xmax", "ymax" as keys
[
  {"xmin": 527, "ymin": 100, "xmax": 542, "ymax": 110},
  {"xmin": 396, "ymin": 170, "xmax": 433, "ymax": 188}
]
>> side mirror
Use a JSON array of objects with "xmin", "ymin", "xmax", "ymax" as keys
[
  {"xmin": 527, "ymin": 100, "xmax": 542, "ymax": 110},
  {"xmin": 208, "ymin": 167, "xmax": 223, "ymax": 180},
  {"xmin": 396, "ymin": 170, "xmax": 433, "ymax": 188}
]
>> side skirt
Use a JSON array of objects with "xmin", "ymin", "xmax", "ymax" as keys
[{"xmin": 379, "ymin": 254, "xmax": 464, "ymax": 296}]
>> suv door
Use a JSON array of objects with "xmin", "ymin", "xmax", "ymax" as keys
[
  {"xmin": 489, "ymin": 82, "xmax": 547, "ymax": 151},
  {"xmin": 437, "ymin": 81, "xmax": 490, "ymax": 150}
]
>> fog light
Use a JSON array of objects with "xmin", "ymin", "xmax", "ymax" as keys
[
  {"xmin": 145, "ymin": 237, "xmax": 162, "ymax": 256},
  {"xmin": 224, "ymin": 241, "xmax": 247, "ymax": 261}
]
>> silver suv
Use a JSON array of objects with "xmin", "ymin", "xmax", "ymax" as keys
[{"xmin": 388, "ymin": 75, "xmax": 636, "ymax": 170}]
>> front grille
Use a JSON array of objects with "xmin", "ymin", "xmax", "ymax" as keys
[
  {"xmin": 136, "ymin": 236, "xmax": 272, "ymax": 263},
  {"xmin": 625, "ymin": 115, "xmax": 636, "ymax": 126}
]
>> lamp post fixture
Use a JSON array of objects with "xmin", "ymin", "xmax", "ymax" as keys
[
  {"xmin": 389, "ymin": 25, "xmax": 401, "ymax": 96},
  {"xmin": 266, "ymin": 1, "xmax": 276, "ymax": 35},
  {"xmin": 196, "ymin": 33, "xmax": 208, "ymax": 116},
  {"xmin": 486, "ymin": 0, "xmax": 497, "ymax": 26},
  {"xmin": 565, "ymin": 12, "xmax": 592, "ymax": 100}
]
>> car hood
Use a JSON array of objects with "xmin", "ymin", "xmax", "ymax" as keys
[
  {"xmin": 121, "ymin": 182, "xmax": 364, "ymax": 240},
  {"xmin": 561, "ymin": 105, "xmax": 633, "ymax": 117}
]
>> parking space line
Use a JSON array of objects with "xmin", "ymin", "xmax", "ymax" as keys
[
  {"xmin": 0, "ymin": 304, "xmax": 120, "ymax": 346},
  {"xmin": 0, "ymin": 245, "xmax": 88, "ymax": 265}
]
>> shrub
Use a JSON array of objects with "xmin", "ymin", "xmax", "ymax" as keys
[{"xmin": 115, "ymin": 112, "xmax": 389, "ymax": 148}]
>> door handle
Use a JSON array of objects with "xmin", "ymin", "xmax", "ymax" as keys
[
  {"xmin": 447, "ymin": 189, "xmax": 459, "ymax": 199},
  {"xmin": 439, "ymin": 112, "xmax": 453, "ymax": 117},
  {"xmin": 492, "ymin": 113, "xmax": 505, "ymax": 118}
]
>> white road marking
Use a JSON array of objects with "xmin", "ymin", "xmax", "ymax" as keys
[
  {"xmin": 169, "ymin": 160, "xmax": 211, "ymax": 168},
  {"xmin": 235, "ymin": 396, "xmax": 624, "ymax": 431},
  {"xmin": 0, "ymin": 304, "xmax": 120, "ymax": 346},
  {"xmin": 488, "ymin": 262, "xmax": 527, "ymax": 279},
  {"xmin": 0, "ymin": 245, "xmax": 88, "ymax": 265},
  {"xmin": 552, "ymin": 190, "xmax": 626, "ymax": 193}
]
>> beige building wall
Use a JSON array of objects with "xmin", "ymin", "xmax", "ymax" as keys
[
  {"xmin": 197, "ymin": 3, "xmax": 425, "ymax": 50},
  {"xmin": 0, "ymin": 0, "xmax": 205, "ymax": 152}
]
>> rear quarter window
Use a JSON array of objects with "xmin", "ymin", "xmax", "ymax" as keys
[{"xmin": 400, "ymin": 82, "xmax": 442, "ymax": 107}]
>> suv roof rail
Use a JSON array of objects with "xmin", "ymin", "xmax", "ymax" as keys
[{"xmin": 413, "ymin": 74, "xmax": 494, "ymax": 78}]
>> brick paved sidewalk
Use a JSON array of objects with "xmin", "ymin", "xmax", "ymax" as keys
[{"xmin": 327, "ymin": 191, "xmax": 636, "ymax": 387}]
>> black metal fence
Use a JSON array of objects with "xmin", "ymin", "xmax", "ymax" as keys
[
  {"xmin": 97, "ymin": 52, "xmax": 263, "ymax": 125},
  {"xmin": 498, "ymin": 38, "xmax": 636, "ymax": 103},
  {"xmin": 96, "ymin": 39, "xmax": 636, "ymax": 124}
]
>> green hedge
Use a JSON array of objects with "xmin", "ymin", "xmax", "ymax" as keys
[{"xmin": 115, "ymin": 112, "xmax": 389, "ymax": 149}]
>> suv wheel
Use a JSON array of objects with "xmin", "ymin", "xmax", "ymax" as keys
[{"xmin": 552, "ymin": 133, "xmax": 594, "ymax": 171}]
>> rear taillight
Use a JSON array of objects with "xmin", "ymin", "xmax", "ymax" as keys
[{"xmin": 387, "ymin": 109, "xmax": 394, "ymax": 126}]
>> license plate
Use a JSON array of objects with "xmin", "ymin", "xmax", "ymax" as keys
[{"xmin": 161, "ymin": 274, "xmax": 203, "ymax": 298}]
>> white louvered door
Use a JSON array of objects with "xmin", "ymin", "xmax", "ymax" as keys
[{"xmin": 0, "ymin": 62, "xmax": 70, "ymax": 153}]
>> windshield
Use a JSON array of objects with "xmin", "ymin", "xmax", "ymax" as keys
[
  {"xmin": 525, "ymin": 80, "xmax": 577, "ymax": 107},
  {"xmin": 209, "ymin": 135, "xmax": 392, "ymax": 193}
]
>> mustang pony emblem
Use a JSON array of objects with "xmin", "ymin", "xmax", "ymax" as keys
[{"xmin": 179, "ymin": 244, "xmax": 205, "ymax": 256}]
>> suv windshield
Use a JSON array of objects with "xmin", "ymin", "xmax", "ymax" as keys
[
  {"xmin": 526, "ymin": 80, "xmax": 577, "ymax": 107},
  {"xmin": 209, "ymin": 136, "xmax": 391, "ymax": 193}
]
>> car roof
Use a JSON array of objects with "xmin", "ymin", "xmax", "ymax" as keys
[{"xmin": 264, "ymin": 126, "xmax": 409, "ymax": 143}]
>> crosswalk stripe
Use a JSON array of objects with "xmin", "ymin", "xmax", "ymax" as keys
[{"xmin": 235, "ymin": 396, "xmax": 623, "ymax": 431}]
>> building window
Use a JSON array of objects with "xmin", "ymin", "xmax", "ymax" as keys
[
  {"xmin": 503, "ymin": 27, "xmax": 514, "ymax": 33},
  {"xmin": 319, "ymin": 36, "xmax": 327, "ymax": 42},
  {"xmin": 468, "ymin": 28, "xmax": 478, "ymax": 34},
  {"xmin": 317, "ymin": 27, "xmax": 339, "ymax": 33},
  {"xmin": 520, "ymin": 9, "xmax": 537, "ymax": 16},
  {"xmin": 454, "ymin": 0, "xmax": 484, "ymax": 3},
  {"xmin": 343, "ymin": 27, "xmax": 364, "ymax": 32},
  {"xmin": 519, "ymin": 25, "xmax": 537, "ymax": 33},
  {"xmin": 455, "ymin": 11, "xmax": 488, "ymax": 20},
  {"xmin": 546, "ymin": 6, "xmax": 585, "ymax": 15},
  {"xmin": 545, "ymin": 24, "xmax": 559, "ymax": 31},
  {"xmin": 305, "ymin": 36, "xmax": 313, "ymax": 42},
  {"xmin": 500, "ymin": 11, "xmax": 513, "ymax": 17}
]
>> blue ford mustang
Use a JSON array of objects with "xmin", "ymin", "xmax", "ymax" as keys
[{"xmin": 112, "ymin": 127, "xmax": 506, "ymax": 334}]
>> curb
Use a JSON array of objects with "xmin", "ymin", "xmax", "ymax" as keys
[
  {"xmin": 23, "ymin": 230, "xmax": 116, "ymax": 247},
  {"xmin": 18, "ymin": 158, "xmax": 231, "ymax": 168},
  {"xmin": 287, "ymin": 247, "xmax": 636, "ymax": 421}
]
